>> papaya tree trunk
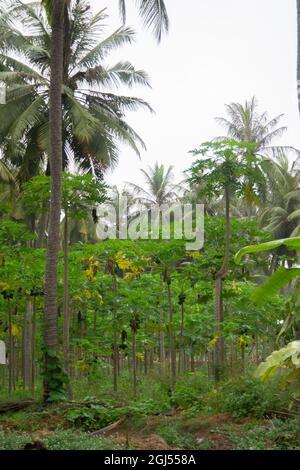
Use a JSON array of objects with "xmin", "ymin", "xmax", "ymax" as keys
[
  {"xmin": 159, "ymin": 307, "xmax": 165, "ymax": 373},
  {"xmin": 63, "ymin": 211, "xmax": 72, "ymax": 399},
  {"xmin": 167, "ymin": 282, "xmax": 176, "ymax": 386},
  {"xmin": 132, "ymin": 330, "xmax": 137, "ymax": 399},
  {"xmin": 214, "ymin": 187, "xmax": 230, "ymax": 380},
  {"xmin": 23, "ymin": 301, "xmax": 33, "ymax": 390},
  {"xmin": 31, "ymin": 296, "xmax": 37, "ymax": 396},
  {"xmin": 112, "ymin": 271, "xmax": 118, "ymax": 393},
  {"xmin": 8, "ymin": 299, "xmax": 13, "ymax": 395}
]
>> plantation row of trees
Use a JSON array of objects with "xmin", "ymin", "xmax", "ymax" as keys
[
  {"xmin": 0, "ymin": 0, "xmax": 299, "ymax": 407},
  {"xmin": 0, "ymin": 0, "xmax": 169, "ymax": 400},
  {"xmin": 1, "ymin": 99, "xmax": 300, "ymax": 399}
]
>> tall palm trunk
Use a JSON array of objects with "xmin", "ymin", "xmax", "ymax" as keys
[
  {"xmin": 43, "ymin": 0, "xmax": 65, "ymax": 401},
  {"xmin": 214, "ymin": 187, "xmax": 230, "ymax": 380}
]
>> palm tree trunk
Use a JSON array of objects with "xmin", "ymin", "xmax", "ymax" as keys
[
  {"xmin": 214, "ymin": 187, "xmax": 230, "ymax": 380},
  {"xmin": 43, "ymin": 0, "xmax": 65, "ymax": 402}
]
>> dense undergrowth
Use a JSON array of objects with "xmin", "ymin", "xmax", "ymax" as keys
[{"xmin": 0, "ymin": 370, "xmax": 298, "ymax": 450}]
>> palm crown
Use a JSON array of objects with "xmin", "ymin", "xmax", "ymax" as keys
[
  {"xmin": 127, "ymin": 162, "xmax": 178, "ymax": 206},
  {"xmin": 216, "ymin": 96, "xmax": 298, "ymax": 160},
  {"xmin": 0, "ymin": 0, "xmax": 153, "ymax": 181},
  {"xmin": 119, "ymin": 0, "xmax": 169, "ymax": 42}
]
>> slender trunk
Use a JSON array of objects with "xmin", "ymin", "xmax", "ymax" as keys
[
  {"xmin": 112, "ymin": 272, "xmax": 118, "ymax": 392},
  {"xmin": 132, "ymin": 331, "xmax": 137, "ymax": 399},
  {"xmin": 8, "ymin": 299, "xmax": 13, "ymax": 395},
  {"xmin": 167, "ymin": 282, "xmax": 176, "ymax": 386},
  {"xmin": 36, "ymin": 212, "xmax": 48, "ymax": 248},
  {"xmin": 43, "ymin": 0, "xmax": 65, "ymax": 402},
  {"xmin": 159, "ymin": 308, "xmax": 165, "ymax": 373},
  {"xmin": 190, "ymin": 348, "xmax": 195, "ymax": 372},
  {"xmin": 178, "ymin": 303, "xmax": 184, "ymax": 374},
  {"xmin": 23, "ymin": 302, "xmax": 33, "ymax": 390},
  {"xmin": 144, "ymin": 345, "xmax": 148, "ymax": 375},
  {"xmin": 113, "ymin": 327, "xmax": 118, "ymax": 392},
  {"xmin": 31, "ymin": 296, "xmax": 37, "ymax": 396},
  {"xmin": 63, "ymin": 211, "xmax": 72, "ymax": 399},
  {"xmin": 214, "ymin": 187, "xmax": 230, "ymax": 381},
  {"xmin": 255, "ymin": 335, "xmax": 260, "ymax": 365}
]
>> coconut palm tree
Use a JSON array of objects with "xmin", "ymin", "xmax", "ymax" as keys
[
  {"xmin": 119, "ymin": 0, "xmax": 169, "ymax": 42},
  {"xmin": 127, "ymin": 162, "xmax": 179, "ymax": 207},
  {"xmin": 260, "ymin": 156, "xmax": 300, "ymax": 238},
  {"xmin": 41, "ymin": 0, "xmax": 65, "ymax": 402},
  {"xmin": 0, "ymin": 1, "xmax": 152, "ymax": 182},
  {"xmin": 216, "ymin": 97, "xmax": 298, "ymax": 160},
  {"xmin": 0, "ymin": 158, "xmax": 14, "ymax": 184}
]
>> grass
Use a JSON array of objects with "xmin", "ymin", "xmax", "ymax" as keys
[{"xmin": 0, "ymin": 429, "xmax": 119, "ymax": 450}]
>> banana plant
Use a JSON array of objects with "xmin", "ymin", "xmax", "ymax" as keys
[
  {"xmin": 235, "ymin": 237, "xmax": 300, "ymax": 301},
  {"xmin": 235, "ymin": 237, "xmax": 300, "ymax": 340},
  {"xmin": 254, "ymin": 340, "xmax": 300, "ymax": 400}
]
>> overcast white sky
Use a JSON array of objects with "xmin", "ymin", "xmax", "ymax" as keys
[{"xmin": 88, "ymin": 1, "xmax": 300, "ymax": 186}]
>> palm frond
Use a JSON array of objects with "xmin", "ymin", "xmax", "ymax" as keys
[{"xmin": 119, "ymin": 0, "xmax": 169, "ymax": 42}]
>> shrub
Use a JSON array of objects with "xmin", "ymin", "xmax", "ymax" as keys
[
  {"xmin": 170, "ymin": 372, "xmax": 212, "ymax": 409},
  {"xmin": 220, "ymin": 376, "xmax": 279, "ymax": 419},
  {"xmin": 157, "ymin": 424, "xmax": 196, "ymax": 449},
  {"xmin": 65, "ymin": 404, "xmax": 125, "ymax": 431}
]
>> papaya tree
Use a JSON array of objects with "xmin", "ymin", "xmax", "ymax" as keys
[{"xmin": 188, "ymin": 139, "xmax": 270, "ymax": 379}]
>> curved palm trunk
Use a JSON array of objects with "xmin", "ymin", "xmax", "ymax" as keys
[
  {"xmin": 214, "ymin": 187, "xmax": 230, "ymax": 381},
  {"xmin": 43, "ymin": 0, "xmax": 65, "ymax": 402}
]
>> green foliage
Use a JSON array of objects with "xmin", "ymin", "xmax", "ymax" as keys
[
  {"xmin": 252, "ymin": 267, "xmax": 300, "ymax": 305},
  {"xmin": 0, "ymin": 0, "xmax": 153, "ymax": 177},
  {"xmin": 235, "ymin": 236, "xmax": 300, "ymax": 265},
  {"xmin": 23, "ymin": 173, "xmax": 107, "ymax": 219},
  {"xmin": 170, "ymin": 372, "xmax": 212, "ymax": 409},
  {"xmin": 0, "ymin": 220, "xmax": 35, "ymax": 245},
  {"xmin": 42, "ymin": 348, "xmax": 69, "ymax": 402},
  {"xmin": 65, "ymin": 404, "xmax": 125, "ymax": 431},
  {"xmin": 220, "ymin": 376, "xmax": 279, "ymax": 419},
  {"xmin": 255, "ymin": 341, "xmax": 300, "ymax": 391},
  {"xmin": 157, "ymin": 424, "xmax": 196, "ymax": 449},
  {"xmin": 127, "ymin": 398, "xmax": 170, "ymax": 417},
  {"xmin": 118, "ymin": 0, "xmax": 169, "ymax": 43},
  {"xmin": 188, "ymin": 139, "xmax": 264, "ymax": 201},
  {"xmin": 228, "ymin": 418, "xmax": 300, "ymax": 450}
]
